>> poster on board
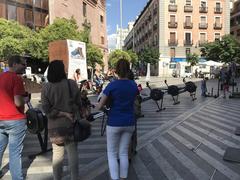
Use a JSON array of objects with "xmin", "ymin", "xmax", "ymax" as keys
[{"xmin": 67, "ymin": 40, "xmax": 88, "ymax": 80}]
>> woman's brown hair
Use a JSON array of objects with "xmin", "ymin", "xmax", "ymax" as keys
[{"xmin": 115, "ymin": 59, "xmax": 130, "ymax": 78}]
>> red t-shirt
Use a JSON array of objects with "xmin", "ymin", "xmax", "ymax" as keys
[{"xmin": 0, "ymin": 71, "xmax": 26, "ymax": 120}]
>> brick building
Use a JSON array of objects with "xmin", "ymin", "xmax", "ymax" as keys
[
  {"xmin": 0, "ymin": 0, "xmax": 48, "ymax": 29},
  {"xmin": 230, "ymin": 0, "xmax": 240, "ymax": 41},
  {"xmin": 124, "ymin": 0, "xmax": 230, "ymax": 77},
  {"xmin": 0, "ymin": 0, "xmax": 108, "ymax": 70}
]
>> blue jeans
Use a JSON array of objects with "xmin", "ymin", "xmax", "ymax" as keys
[
  {"xmin": 106, "ymin": 125, "xmax": 134, "ymax": 180},
  {"xmin": 0, "ymin": 119, "xmax": 27, "ymax": 180}
]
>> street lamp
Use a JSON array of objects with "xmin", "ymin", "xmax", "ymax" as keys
[{"xmin": 120, "ymin": 0, "xmax": 123, "ymax": 49}]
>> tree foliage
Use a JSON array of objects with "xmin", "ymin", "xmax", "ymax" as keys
[
  {"xmin": 127, "ymin": 50, "xmax": 138, "ymax": 67},
  {"xmin": 108, "ymin": 50, "xmax": 131, "ymax": 68},
  {"xmin": 38, "ymin": 17, "xmax": 84, "ymax": 61},
  {"xmin": 0, "ymin": 19, "xmax": 34, "ymax": 60},
  {"xmin": 186, "ymin": 53, "xmax": 199, "ymax": 66},
  {"xmin": 0, "ymin": 17, "xmax": 103, "ymax": 68},
  {"xmin": 201, "ymin": 35, "xmax": 240, "ymax": 64},
  {"xmin": 138, "ymin": 48, "xmax": 159, "ymax": 65},
  {"xmin": 86, "ymin": 43, "xmax": 103, "ymax": 68}
]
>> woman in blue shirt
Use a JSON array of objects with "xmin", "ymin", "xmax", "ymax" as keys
[{"xmin": 97, "ymin": 59, "xmax": 138, "ymax": 180}]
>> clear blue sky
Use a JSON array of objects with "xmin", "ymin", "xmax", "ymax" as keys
[{"xmin": 106, "ymin": 0, "xmax": 148, "ymax": 35}]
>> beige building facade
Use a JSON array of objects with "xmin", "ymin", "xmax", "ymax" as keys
[
  {"xmin": 230, "ymin": 0, "xmax": 240, "ymax": 41},
  {"xmin": 49, "ymin": 0, "xmax": 108, "ymax": 70},
  {"xmin": 124, "ymin": 0, "xmax": 230, "ymax": 77}
]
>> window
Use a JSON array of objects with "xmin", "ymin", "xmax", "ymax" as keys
[
  {"xmin": 230, "ymin": 31, "xmax": 234, "ymax": 35},
  {"xmin": 170, "ymin": 48, "xmax": 176, "ymax": 57},
  {"xmin": 185, "ymin": 16, "xmax": 191, "ymax": 23},
  {"xmin": 186, "ymin": 48, "xmax": 191, "ymax": 55},
  {"xmin": 101, "ymin": 36, "xmax": 104, "ymax": 44},
  {"xmin": 7, "ymin": 5, "xmax": 17, "ymax": 20},
  {"xmin": 170, "ymin": 15, "xmax": 176, "ymax": 22},
  {"xmin": 170, "ymin": 0, "xmax": 176, "ymax": 4},
  {"xmin": 17, "ymin": 7, "xmax": 25, "ymax": 25},
  {"xmin": 0, "ymin": 3, "xmax": 6, "ymax": 18},
  {"xmin": 25, "ymin": 9, "xmax": 33, "ymax": 28},
  {"xmin": 214, "ymin": 33, "xmax": 221, "ymax": 40},
  {"xmin": 200, "ymin": 33, "xmax": 206, "ymax": 41},
  {"xmin": 25, "ymin": 0, "xmax": 33, "ymax": 5},
  {"xmin": 200, "ymin": 16, "xmax": 206, "ymax": 23},
  {"xmin": 42, "ymin": 0, "xmax": 48, "ymax": 9},
  {"xmin": 34, "ymin": 11, "xmax": 42, "ymax": 27},
  {"xmin": 216, "ymin": 2, "xmax": 221, "ymax": 8},
  {"xmin": 83, "ymin": 2, "xmax": 87, "ymax": 17},
  {"xmin": 201, "ymin": 1, "xmax": 206, "ymax": 7},
  {"xmin": 169, "ymin": 63, "xmax": 176, "ymax": 69},
  {"xmin": 185, "ymin": 32, "xmax": 191, "ymax": 41},
  {"xmin": 34, "ymin": 0, "xmax": 42, "ymax": 8},
  {"xmin": 215, "ymin": 17, "xmax": 221, "ymax": 24},
  {"xmin": 100, "ymin": 15, "xmax": 104, "ymax": 23},
  {"xmin": 170, "ymin": 32, "xmax": 176, "ymax": 41},
  {"xmin": 186, "ymin": 0, "xmax": 191, "ymax": 5}
]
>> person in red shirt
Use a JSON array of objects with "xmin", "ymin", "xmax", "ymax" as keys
[{"xmin": 0, "ymin": 55, "xmax": 27, "ymax": 180}]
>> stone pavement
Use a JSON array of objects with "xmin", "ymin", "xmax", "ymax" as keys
[{"xmin": 1, "ymin": 78, "xmax": 240, "ymax": 180}]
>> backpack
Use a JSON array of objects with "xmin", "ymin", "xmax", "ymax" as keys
[{"xmin": 26, "ymin": 108, "xmax": 47, "ymax": 134}]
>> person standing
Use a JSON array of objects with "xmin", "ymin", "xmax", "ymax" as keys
[
  {"xmin": 0, "ymin": 55, "xmax": 27, "ymax": 180},
  {"xmin": 41, "ymin": 60, "xmax": 79, "ymax": 180},
  {"xmin": 97, "ymin": 59, "xmax": 138, "ymax": 180}
]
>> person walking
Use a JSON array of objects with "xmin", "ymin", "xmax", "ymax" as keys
[
  {"xmin": 97, "ymin": 59, "xmax": 138, "ymax": 180},
  {"xmin": 0, "ymin": 55, "xmax": 27, "ymax": 180},
  {"xmin": 41, "ymin": 60, "xmax": 79, "ymax": 180}
]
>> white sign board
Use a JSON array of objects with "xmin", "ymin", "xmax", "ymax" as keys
[{"xmin": 67, "ymin": 40, "xmax": 88, "ymax": 80}]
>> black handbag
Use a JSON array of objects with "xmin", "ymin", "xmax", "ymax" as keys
[{"xmin": 67, "ymin": 80, "xmax": 91, "ymax": 142}]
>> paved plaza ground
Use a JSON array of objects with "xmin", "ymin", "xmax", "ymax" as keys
[{"xmin": 1, "ymin": 77, "xmax": 240, "ymax": 180}]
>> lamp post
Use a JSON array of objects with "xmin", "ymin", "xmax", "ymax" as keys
[{"xmin": 120, "ymin": 0, "xmax": 123, "ymax": 50}]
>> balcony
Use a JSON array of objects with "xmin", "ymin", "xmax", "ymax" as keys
[
  {"xmin": 214, "ymin": 7, "xmax": 223, "ymax": 14},
  {"xmin": 184, "ymin": 5, "xmax": 193, "ymax": 12},
  {"xmin": 184, "ymin": 40, "xmax": 193, "ymax": 46},
  {"xmin": 199, "ymin": 6, "xmax": 208, "ymax": 13},
  {"xmin": 214, "ymin": 23, "xmax": 222, "ymax": 29},
  {"xmin": 199, "ymin": 40, "xmax": 208, "ymax": 46},
  {"xmin": 168, "ymin": 22, "xmax": 178, "ymax": 28},
  {"xmin": 168, "ymin": 4, "xmax": 177, "ymax": 12},
  {"xmin": 168, "ymin": 39, "xmax": 178, "ymax": 46},
  {"xmin": 184, "ymin": 22, "xmax": 193, "ymax": 29},
  {"xmin": 199, "ymin": 23, "xmax": 208, "ymax": 29}
]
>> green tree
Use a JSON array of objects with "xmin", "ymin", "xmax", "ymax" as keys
[
  {"xmin": 186, "ymin": 53, "xmax": 199, "ymax": 66},
  {"xmin": 201, "ymin": 35, "xmax": 240, "ymax": 64},
  {"xmin": 108, "ymin": 49, "xmax": 131, "ymax": 68},
  {"xmin": 138, "ymin": 48, "xmax": 159, "ymax": 65},
  {"xmin": 0, "ymin": 19, "xmax": 34, "ymax": 60},
  {"xmin": 86, "ymin": 43, "xmax": 103, "ymax": 68},
  {"xmin": 127, "ymin": 50, "xmax": 138, "ymax": 67},
  {"xmin": 38, "ymin": 17, "xmax": 84, "ymax": 61}
]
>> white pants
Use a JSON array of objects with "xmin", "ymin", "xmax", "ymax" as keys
[
  {"xmin": 52, "ymin": 142, "xmax": 78, "ymax": 180},
  {"xmin": 106, "ymin": 125, "xmax": 134, "ymax": 180}
]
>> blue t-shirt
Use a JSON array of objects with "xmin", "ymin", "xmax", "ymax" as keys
[{"xmin": 103, "ymin": 79, "xmax": 138, "ymax": 127}]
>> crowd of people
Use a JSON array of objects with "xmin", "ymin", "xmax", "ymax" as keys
[
  {"xmin": 0, "ymin": 56, "xmax": 138, "ymax": 180},
  {"xmin": 0, "ymin": 55, "xmax": 239, "ymax": 179}
]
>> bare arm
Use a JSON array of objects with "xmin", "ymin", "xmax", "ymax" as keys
[
  {"xmin": 14, "ymin": 95, "xmax": 25, "ymax": 107},
  {"xmin": 96, "ymin": 94, "xmax": 108, "ymax": 111}
]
